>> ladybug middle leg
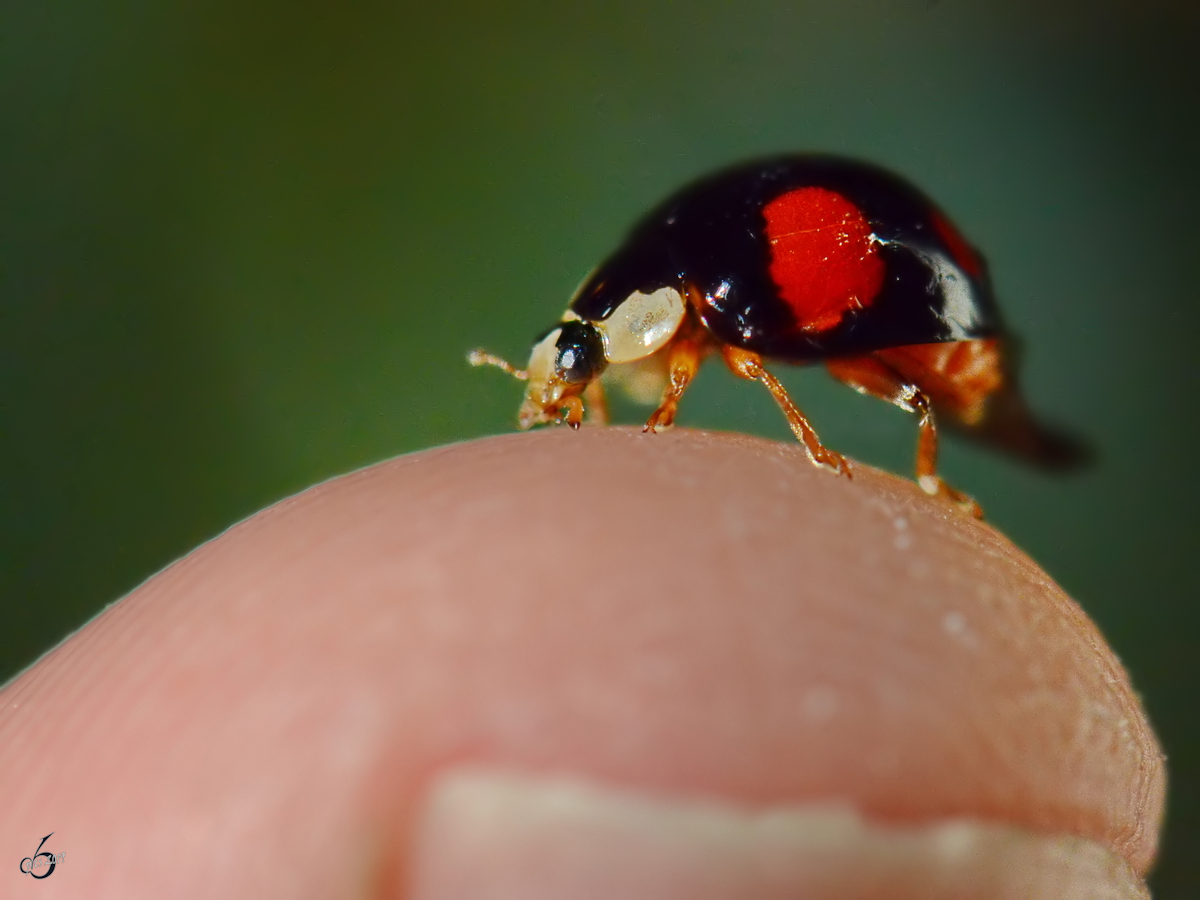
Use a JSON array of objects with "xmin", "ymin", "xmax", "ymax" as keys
[
  {"xmin": 825, "ymin": 355, "xmax": 982, "ymax": 517},
  {"xmin": 644, "ymin": 334, "xmax": 706, "ymax": 433},
  {"xmin": 583, "ymin": 379, "xmax": 610, "ymax": 425},
  {"xmin": 721, "ymin": 345, "xmax": 851, "ymax": 478}
]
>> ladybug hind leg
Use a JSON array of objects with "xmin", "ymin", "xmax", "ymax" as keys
[
  {"xmin": 826, "ymin": 355, "xmax": 982, "ymax": 517},
  {"xmin": 721, "ymin": 345, "xmax": 851, "ymax": 478}
]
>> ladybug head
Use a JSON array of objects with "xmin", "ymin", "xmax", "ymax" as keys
[
  {"xmin": 516, "ymin": 284, "xmax": 688, "ymax": 428},
  {"xmin": 517, "ymin": 320, "xmax": 607, "ymax": 429}
]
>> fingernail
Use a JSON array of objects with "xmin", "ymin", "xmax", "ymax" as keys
[{"xmin": 408, "ymin": 768, "xmax": 1146, "ymax": 900}]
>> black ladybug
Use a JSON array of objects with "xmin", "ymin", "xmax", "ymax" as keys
[{"xmin": 470, "ymin": 155, "xmax": 1082, "ymax": 515}]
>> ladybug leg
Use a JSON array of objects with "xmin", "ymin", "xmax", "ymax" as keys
[
  {"xmin": 583, "ymin": 379, "xmax": 610, "ymax": 425},
  {"xmin": 557, "ymin": 393, "xmax": 585, "ymax": 430},
  {"xmin": 826, "ymin": 356, "xmax": 982, "ymax": 517},
  {"xmin": 721, "ymin": 345, "xmax": 851, "ymax": 478},
  {"xmin": 644, "ymin": 337, "xmax": 704, "ymax": 432}
]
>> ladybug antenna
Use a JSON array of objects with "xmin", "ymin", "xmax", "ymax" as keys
[{"xmin": 468, "ymin": 349, "xmax": 528, "ymax": 381}]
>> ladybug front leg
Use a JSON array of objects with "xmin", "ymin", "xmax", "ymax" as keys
[
  {"xmin": 826, "ymin": 355, "xmax": 982, "ymax": 517},
  {"xmin": 721, "ymin": 346, "xmax": 851, "ymax": 478},
  {"xmin": 556, "ymin": 393, "xmax": 585, "ymax": 429}
]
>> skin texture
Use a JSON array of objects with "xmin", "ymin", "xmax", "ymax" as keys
[{"xmin": 0, "ymin": 428, "xmax": 1164, "ymax": 898}]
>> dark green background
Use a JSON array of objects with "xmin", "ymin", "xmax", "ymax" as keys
[{"xmin": 4, "ymin": 0, "xmax": 1197, "ymax": 891}]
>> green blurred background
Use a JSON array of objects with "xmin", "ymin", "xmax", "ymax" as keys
[{"xmin": 3, "ymin": 0, "xmax": 1197, "ymax": 890}]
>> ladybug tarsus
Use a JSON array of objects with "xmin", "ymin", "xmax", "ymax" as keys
[{"xmin": 721, "ymin": 344, "xmax": 852, "ymax": 479}]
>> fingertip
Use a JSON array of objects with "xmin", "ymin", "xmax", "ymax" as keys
[{"xmin": 0, "ymin": 427, "xmax": 1164, "ymax": 897}]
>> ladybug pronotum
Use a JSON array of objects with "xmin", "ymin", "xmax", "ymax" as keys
[{"xmin": 470, "ymin": 155, "xmax": 1082, "ymax": 516}]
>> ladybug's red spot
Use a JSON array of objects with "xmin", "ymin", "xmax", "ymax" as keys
[
  {"xmin": 762, "ymin": 187, "xmax": 885, "ymax": 333},
  {"xmin": 931, "ymin": 211, "xmax": 983, "ymax": 280}
]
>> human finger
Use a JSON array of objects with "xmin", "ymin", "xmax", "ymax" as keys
[{"xmin": 0, "ymin": 428, "xmax": 1163, "ymax": 898}]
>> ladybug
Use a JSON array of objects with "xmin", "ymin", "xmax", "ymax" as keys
[{"xmin": 470, "ymin": 155, "xmax": 1082, "ymax": 515}]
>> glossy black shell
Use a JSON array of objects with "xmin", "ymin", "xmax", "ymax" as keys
[{"xmin": 569, "ymin": 156, "xmax": 1002, "ymax": 362}]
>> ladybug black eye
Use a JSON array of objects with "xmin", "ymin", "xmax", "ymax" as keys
[{"xmin": 555, "ymin": 321, "xmax": 607, "ymax": 383}]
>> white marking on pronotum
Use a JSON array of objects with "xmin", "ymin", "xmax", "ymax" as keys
[{"xmin": 596, "ymin": 287, "xmax": 686, "ymax": 364}]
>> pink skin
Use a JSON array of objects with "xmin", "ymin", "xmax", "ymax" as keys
[{"xmin": 0, "ymin": 428, "xmax": 1164, "ymax": 898}]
